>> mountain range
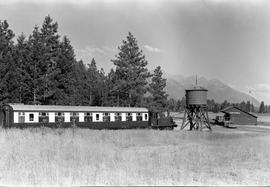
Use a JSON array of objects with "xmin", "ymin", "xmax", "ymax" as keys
[{"xmin": 164, "ymin": 74, "xmax": 260, "ymax": 107}]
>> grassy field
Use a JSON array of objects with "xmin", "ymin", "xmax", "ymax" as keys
[{"xmin": 0, "ymin": 126, "xmax": 270, "ymax": 186}]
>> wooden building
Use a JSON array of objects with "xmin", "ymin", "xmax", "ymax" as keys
[{"xmin": 221, "ymin": 106, "xmax": 257, "ymax": 125}]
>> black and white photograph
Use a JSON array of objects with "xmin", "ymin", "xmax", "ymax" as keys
[{"xmin": 0, "ymin": 0, "xmax": 270, "ymax": 186}]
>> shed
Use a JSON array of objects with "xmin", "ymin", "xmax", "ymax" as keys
[{"xmin": 221, "ymin": 106, "xmax": 257, "ymax": 125}]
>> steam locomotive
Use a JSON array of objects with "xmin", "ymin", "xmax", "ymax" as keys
[{"xmin": 0, "ymin": 103, "xmax": 177, "ymax": 130}]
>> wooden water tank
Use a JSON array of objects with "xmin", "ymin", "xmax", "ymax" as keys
[{"xmin": 185, "ymin": 86, "xmax": 208, "ymax": 106}]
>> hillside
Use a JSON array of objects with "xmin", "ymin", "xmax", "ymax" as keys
[{"xmin": 165, "ymin": 74, "xmax": 260, "ymax": 106}]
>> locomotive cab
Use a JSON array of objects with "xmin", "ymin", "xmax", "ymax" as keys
[{"xmin": 149, "ymin": 109, "xmax": 176, "ymax": 130}]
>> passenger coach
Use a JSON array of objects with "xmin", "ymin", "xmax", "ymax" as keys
[{"xmin": 0, "ymin": 104, "xmax": 176, "ymax": 129}]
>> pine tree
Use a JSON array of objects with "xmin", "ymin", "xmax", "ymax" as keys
[
  {"xmin": 97, "ymin": 68, "xmax": 108, "ymax": 106},
  {"xmin": 246, "ymin": 101, "xmax": 251, "ymax": 112},
  {"xmin": 148, "ymin": 66, "xmax": 168, "ymax": 112},
  {"xmin": 240, "ymin": 101, "xmax": 246, "ymax": 111},
  {"xmin": 39, "ymin": 15, "xmax": 61, "ymax": 104},
  {"xmin": 106, "ymin": 68, "xmax": 118, "ymax": 106},
  {"xmin": 264, "ymin": 104, "xmax": 268, "ymax": 113},
  {"xmin": 0, "ymin": 20, "xmax": 16, "ymax": 104},
  {"xmin": 28, "ymin": 26, "xmax": 44, "ymax": 104},
  {"xmin": 71, "ymin": 60, "xmax": 88, "ymax": 105},
  {"xmin": 13, "ymin": 33, "xmax": 33, "ymax": 104},
  {"xmin": 259, "ymin": 101, "xmax": 265, "ymax": 113},
  {"xmin": 167, "ymin": 98, "xmax": 177, "ymax": 111},
  {"xmin": 86, "ymin": 58, "xmax": 99, "ymax": 105},
  {"xmin": 54, "ymin": 35, "xmax": 77, "ymax": 105},
  {"xmin": 111, "ymin": 32, "xmax": 151, "ymax": 107},
  {"xmin": 251, "ymin": 104, "xmax": 255, "ymax": 112}
]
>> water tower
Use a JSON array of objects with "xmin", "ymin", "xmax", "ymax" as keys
[{"xmin": 181, "ymin": 81, "xmax": 211, "ymax": 131}]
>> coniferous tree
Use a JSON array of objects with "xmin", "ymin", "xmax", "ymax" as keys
[
  {"xmin": 13, "ymin": 33, "xmax": 32, "ymax": 103},
  {"xmin": 39, "ymin": 15, "xmax": 61, "ymax": 104},
  {"xmin": 246, "ymin": 101, "xmax": 251, "ymax": 112},
  {"xmin": 111, "ymin": 32, "xmax": 151, "ymax": 107},
  {"xmin": 97, "ymin": 68, "xmax": 108, "ymax": 106},
  {"xmin": 106, "ymin": 68, "xmax": 118, "ymax": 106},
  {"xmin": 265, "ymin": 104, "xmax": 268, "ymax": 113},
  {"xmin": 251, "ymin": 104, "xmax": 255, "ymax": 112},
  {"xmin": 86, "ymin": 58, "xmax": 99, "ymax": 105},
  {"xmin": 0, "ymin": 20, "xmax": 15, "ymax": 104},
  {"xmin": 259, "ymin": 101, "xmax": 265, "ymax": 113},
  {"xmin": 71, "ymin": 60, "xmax": 88, "ymax": 105},
  {"xmin": 148, "ymin": 66, "xmax": 168, "ymax": 112},
  {"xmin": 54, "ymin": 35, "xmax": 77, "ymax": 105},
  {"xmin": 27, "ymin": 26, "xmax": 43, "ymax": 104},
  {"xmin": 167, "ymin": 98, "xmax": 176, "ymax": 111}
]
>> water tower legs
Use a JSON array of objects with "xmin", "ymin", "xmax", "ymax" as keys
[{"xmin": 181, "ymin": 106, "xmax": 211, "ymax": 131}]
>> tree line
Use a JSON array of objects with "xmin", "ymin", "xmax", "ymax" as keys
[
  {"xmin": 0, "ymin": 16, "xmax": 167, "ymax": 112},
  {"xmin": 1, "ymin": 15, "xmax": 268, "ymax": 113},
  {"xmin": 167, "ymin": 97, "xmax": 270, "ymax": 113}
]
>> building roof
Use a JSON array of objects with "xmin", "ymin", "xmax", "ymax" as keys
[
  {"xmin": 7, "ymin": 104, "xmax": 148, "ymax": 113},
  {"xmin": 221, "ymin": 106, "xmax": 257, "ymax": 118}
]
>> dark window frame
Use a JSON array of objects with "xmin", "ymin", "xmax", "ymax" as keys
[
  {"xmin": 96, "ymin": 113, "xmax": 100, "ymax": 121},
  {"xmin": 29, "ymin": 113, "xmax": 34, "ymax": 121}
]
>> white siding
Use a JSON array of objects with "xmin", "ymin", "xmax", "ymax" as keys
[
  {"xmin": 93, "ymin": 113, "xmax": 103, "ymax": 122},
  {"xmin": 142, "ymin": 113, "xmax": 148, "ymax": 121},
  {"xmin": 34, "ymin": 113, "xmax": 39, "ymax": 122},
  {"xmin": 122, "ymin": 113, "xmax": 126, "ymax": 121},
  {"xmin": 14, "ymin": 112, "xmax": 19, "ymax": 123},
  {"xmin": 25, "ymin": 112, "xmax": 38, "ymax": 123},
  {"xmin": 79, "ymin": 113, "xmax": 84, "ymax": 122},
  {"xmin": 64, "ymin": 112, "xmax": 70, "ymax": 122},
  {"xmin": 132, "ymin": 113, "xmax": 136, "ymax": 121},
  {"xmin": 49, "ymin": 112, "xmax": 55, "ymax": 123},
  {"xmin": 110, "ymin": 113, "xmax": 115, "ymax": 122}
]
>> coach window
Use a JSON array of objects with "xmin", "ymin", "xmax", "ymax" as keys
[
  {"xmin": 85, "ymin": 112, "xmax": 92, "ymax": 116},
  {"xmin": 70, "ymin": 112, "xmax": 78, "ymax": 117},
  {"xmin": 19, "ymin": 112, "xmax": 25, "ymax": 123},
  {"xmin": 103, "ymin": 113, "xmax": 110, "ymax": 122},
  {"xmin": 127, "ymin": 113, "xmax": 132, "ymax": 121},
  {"xmin": 56, "ymin": 112, "xmax": 63, "ymax": 116},
  {"xmin": 137, "ymin": 113, "xmax": 142, "ymax": 121},
  {"xmin": 115, "ymin": 113, "xmax": 121, "ymax": 121},
  {"xmin": 39, "ymin": 112, "xmax": 48, "ymax": 116},
  {"xmin": 29, "ymin": 113, "xmax": 34, "ymax": 121},
  {"xmin": 84, "ymin": 112, "xmax": 92, "ymax": 122},
  {"xmin": 96, "ymin": 114, "xmax": 100, "ymax": 121},
  {"xmin": 145, "ymin": 113, "xmax": 148, "ymax": 121}
]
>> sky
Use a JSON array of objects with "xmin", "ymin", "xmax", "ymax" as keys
[{"xmin": 0, "ymin": 0, "xmax": 270, "ymax": 104}]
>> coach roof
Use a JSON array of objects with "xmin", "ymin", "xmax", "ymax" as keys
[{"xmin": 7, "ymin": 104, "xmax": 148, "ymax": 113}]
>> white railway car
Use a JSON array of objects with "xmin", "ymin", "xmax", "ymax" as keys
[{"xmin": 0, "ymin": 104, "xmax": 176, "ymax": 129}]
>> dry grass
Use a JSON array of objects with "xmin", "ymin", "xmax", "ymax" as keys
[{"xmin": 0, "ymin": 127, "xmax": 270, "ymax": 186}]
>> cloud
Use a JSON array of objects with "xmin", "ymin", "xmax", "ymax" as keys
[
  {"xmin": 86, "ymin": 46, "xmax": 107, "ymax": 55},
  {"xmin": 143, "ymin": 45, "xmax": 161, "ymax": 53},
  {"xmin": 246, "ymin": 83, "xmax": 270, "ymax": 104},
  {"xmin": 247, "ymin": 83, "xmax": 270, "ymax": 93}
]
